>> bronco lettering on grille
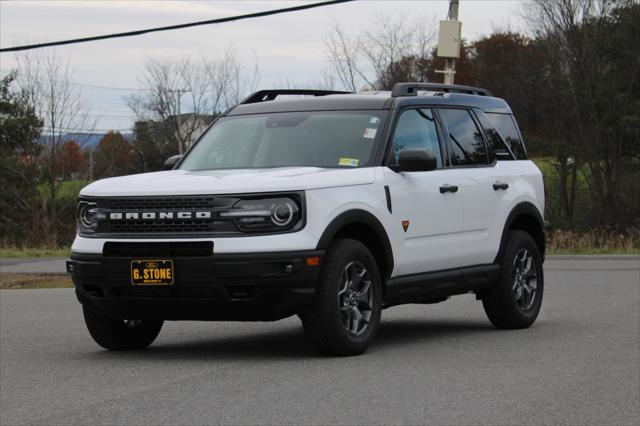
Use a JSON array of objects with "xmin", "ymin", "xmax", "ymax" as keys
[{"xmin": 108, "ymin": 211, "xmax": 213, "ymax": 220}]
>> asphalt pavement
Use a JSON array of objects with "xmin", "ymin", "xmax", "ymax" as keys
[{"xmin": 1, "ymin": 257, "xmax": 639, "ymax": 425}]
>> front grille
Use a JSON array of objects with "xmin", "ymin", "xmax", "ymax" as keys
[
  {"xmin": 108, "ymin": 197, "xmax": 218, "ymax": 210},
  {"xmin": 103, "ymin": 241, "xmax": 213, "ymax": 257},
  {"xmin": 94, "ymin": 196, "xmax": 239, "ymax": 236},
  {"xmin": 108, "ymin": 221, "xmax": 213, "ymax": 234}
]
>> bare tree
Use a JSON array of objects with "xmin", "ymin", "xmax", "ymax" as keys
[
  {"xmin": 522, "ymin": 0, "xmax": 614, "ymax": 37},
  {"xmin": 15, "ymin": 51, "xmax": 95, "ymax": 244},
  {"xmin": 325, "ymin": 14, "xmax": 437, "ymax": 91},
  {"xmin": 277, "ymin": 70, "xmax": 338, "ymax": 91},
  {"xmin": 127, "ymin": 48, "xmax": 259, "ymax": 157},
  {"xmin": 127, "ymin": 56, "xmax": 209, "ymax": 155},
  {"xmin": 325, "ymin": 22, "xmax": 363, "ymax": 91},
  {"xmin": 206, "ymin": 47, "xmax": 260, "ymax": 109}
]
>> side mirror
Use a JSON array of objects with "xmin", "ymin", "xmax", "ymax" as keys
[
  {"xmin": 163, "ymin": 155, "xmax": 182, "ymax": 170},
  {"xmin": 395, "ymin": 149, "xmax": 437, "ymax": 172}
]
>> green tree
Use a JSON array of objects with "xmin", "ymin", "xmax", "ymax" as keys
[
  {"xmin": 131, "ymin": 121, "xmax": 178, "ymax": 172},
  {"xmin": 0, "ymin": 72, "xmax": 44, "ymax": 245}
]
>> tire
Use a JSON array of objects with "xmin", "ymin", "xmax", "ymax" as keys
[
  {"xmin": 83, "ymin": 306, "xmax": 163, "ymax": 351},
  {"xmin": 482, "ymin": 230, "xmax": 544, "ymax": 329},
  {"xmin": 301, "ymin": 239, "xmax": 382, "ymax": 356}
]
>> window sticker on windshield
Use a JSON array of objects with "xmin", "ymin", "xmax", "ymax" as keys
[
  {"xmin": 370, "ymin": 117, "xmax": 379, "ymax": 125},
  {"xmin": 339, "ymin": 157, "xmax": 360, "ymax": 167},
  {"xmin": 363, "ymin": 128, "xmax": 377, "ymax": 139}
]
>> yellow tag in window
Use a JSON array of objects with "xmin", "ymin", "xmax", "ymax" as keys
[{"xmin": 339, "ymin": 158, "xmax": 359, "ymax": 167}]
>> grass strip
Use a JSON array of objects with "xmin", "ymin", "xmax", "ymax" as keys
[
  {"xmin": 0, "ymin": 248, "xmax": 70, "ymax": 258},
  {"xmin": 0, "ymin": 273, "xmax": 73, "ymax": 289}
]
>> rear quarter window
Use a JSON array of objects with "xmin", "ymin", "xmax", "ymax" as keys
[
  {"xmin": 475, "ymin": 111, "xmax": 514, "ymax": 161},
  {"xmin": 485, "ymin": 113, "xmax": 527, "ymax": 159}
]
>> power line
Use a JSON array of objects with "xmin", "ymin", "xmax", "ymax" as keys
[
  {"xmin": 88, "ymin": 108, "xmax": 137, "ymax": 114},
  {"xmin": 53, "ymin": 80, "xmax": 149, "ymax": 91},
  {"xmin": 169, "ymin": 88, "xmax": 190, "ymax": 155},
  {"xmin": 14, "ymin": 76, "xmax": 151, "ymax": 92},
  {"xmin": 42, "ymin": 126, "xmax": 133, "ymax": 133},
  {"xmin": 54, "ymin": 110, "xmax": 137, "ymax": 118},
  {"xmin": 5, "ymin": 77, "xmax": 147, "ymax": 100},
  {"xmin": 0, "ymin": 0, "xmax": 355, "ymax": 53},
  {"xmin": 53, "ymin": 111, "xmax": 137, "ymax": 119},
  {"xmin": 90, "ymin": 99, "xmax": 137, "ymax": 107},
  {"xmin": 86, "ymin": 114, "xmax": 137, "ymax": 119}
]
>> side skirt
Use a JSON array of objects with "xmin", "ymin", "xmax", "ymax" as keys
[{"xmin": 383, "ymin": 264, "xmax": 500, "ymax": 308}]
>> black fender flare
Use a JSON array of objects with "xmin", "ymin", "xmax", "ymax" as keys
[
  {"xmin": 316, "ymin": 209, "xmax": 394, "ymax": 278},
  {"xmin": 495, "ymin": 201, "xmax": 546, "ymax": 262}
]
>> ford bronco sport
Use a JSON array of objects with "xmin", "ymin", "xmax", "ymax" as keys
[{"xmin": 68, "ymin": 83, "xmax": 545, "ymax": 356}]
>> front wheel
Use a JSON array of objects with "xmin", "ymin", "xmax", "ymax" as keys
[
  {"xmin": 301, "ymin": 239, "xmax": 382, "ymax": 356},
  {"xmin": 83, "ymin": 306, "xmax": 163, "ymax": 350},
  {"xmin": 482, "ymin": 230, "xmax": 544, "ymax": 329}
]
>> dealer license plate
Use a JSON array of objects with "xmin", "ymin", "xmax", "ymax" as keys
[{"xmin": 131, "ymin": 260, "xmax": 174, "ymax": 286}]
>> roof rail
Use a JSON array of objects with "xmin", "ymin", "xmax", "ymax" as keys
[
  {"xmin": 240, "ymin": 89, "xmax": 352, "ymax": 104},
  {"xmin": 391, "ymin": 83, "xmax": 492, "ymax": 97}
]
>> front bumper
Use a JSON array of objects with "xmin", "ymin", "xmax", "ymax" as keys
[{"xmin": 68, "ymin": 249, "xmax": 324, "ymax": 321}]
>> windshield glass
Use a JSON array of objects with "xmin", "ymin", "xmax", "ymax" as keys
[{"xmin": 179, "ymin": 110, "xmax": 385, "ymax": 171}]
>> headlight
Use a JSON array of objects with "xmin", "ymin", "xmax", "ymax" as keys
[
  {"xmin": 76, "ymin": 201, "xmax": 102, "ymax": 234},
  {"xmin": 220, "ymin": 197, "xmax": 301, "ymax": 232}
]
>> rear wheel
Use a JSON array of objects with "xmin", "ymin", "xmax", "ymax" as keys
[
  {"xmin": 301, "ymin": 239, "xmax": 382, "ymax": 356},
  {"xmin": 83, "ymin": 306, "xmax": 163, "ymax": 350},
  {"xmin": 482, "ymin": 230, "xmax": 544, "ymax": 329}
]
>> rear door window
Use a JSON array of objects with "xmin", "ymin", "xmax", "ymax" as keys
[
  {"xmin": 438, "ymin": 109, "xmax": 489, "ymax": 166},
  {"xmin": 485, "ymin": 113, "xmax": 527, "ymax": 159}
]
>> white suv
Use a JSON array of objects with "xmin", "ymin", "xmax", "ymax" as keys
[{"xmin": 68, "ymin": 83, "xmax": 545, "ymax": 356}]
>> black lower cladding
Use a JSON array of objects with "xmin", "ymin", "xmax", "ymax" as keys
[
  {"xmin": 70, "ymin": 246, "xmax": 324, "ymax": 321},
  {"xmin": 383, "ymin": 264, "xmax": 501, "ymax": 308}
]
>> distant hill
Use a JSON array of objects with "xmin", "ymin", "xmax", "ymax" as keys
[{"xmin": 38, "ymin": 132, "xmax": 134, "ymax": 149}]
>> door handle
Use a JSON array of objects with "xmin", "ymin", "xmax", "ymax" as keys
[
  {"xmin": 493, "ymin": 182, "xmax": 509, "ymax": 191},
  {"xmin": 439, "ymin": 184, "xmax": 459, "ymax": 194}
]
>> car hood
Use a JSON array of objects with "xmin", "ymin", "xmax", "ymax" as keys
[{"xmin": 80, "ymin": 167, "xmax": 376, "ymax": 197}]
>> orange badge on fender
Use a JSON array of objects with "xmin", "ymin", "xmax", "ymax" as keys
[{"xmin": 402, "ymin": 220, "xmax": 410, "ymax": 232}]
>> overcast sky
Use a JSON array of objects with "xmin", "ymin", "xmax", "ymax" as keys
[{"xmin": 0, "ymin": 0, "xmax": 526, "ymax": 131}]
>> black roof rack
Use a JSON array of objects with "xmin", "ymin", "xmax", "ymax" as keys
[
  {"xmin": 240, "ymin": 89, "xmax": 352, "ymax": 104},
  {"xmin": 391, "ymin": 83, "xmax": 492, "ymax": 97}
]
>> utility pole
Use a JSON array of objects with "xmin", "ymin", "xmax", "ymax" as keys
[
  {"xmin": 435, "ymin": 0, "xmax": 461, "ymax": 85},
  {"xmin": 89, "ymin": 148, "xmax": 94, "ymax": 181},
  {"xmin": 168, "ymin": 89, "xmax": 189, "ymax": 155}
]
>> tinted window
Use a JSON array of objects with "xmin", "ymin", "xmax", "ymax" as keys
[
  {"xmin": 439, "ymin": 109, "xmax": 488, "ymax": 166},
  {"xmin": 475, "ymin": 111, "xmax": 513, "ymax": 160},
  {"xmin": 390, "ymin": 109, "xmax": 442, "ymax": 168},
  {"xmin": 486, "ymin": 113, "xmax": 527, "ymax": 159}
]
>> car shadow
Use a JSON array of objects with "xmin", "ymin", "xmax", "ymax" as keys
[
  {"xmin": 376, "ymin": 318, "xmax": 494, "ymax": 349},
  {"xmin": 84, "ymin": 318, "xmax": 495, "ymax": 362}
]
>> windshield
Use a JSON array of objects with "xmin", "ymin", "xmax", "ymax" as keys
[{"xmin": 179, "ymin": 110, "xmax": 385, "ymax": 171}]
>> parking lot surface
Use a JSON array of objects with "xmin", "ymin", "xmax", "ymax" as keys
[{"xmin": 1, "ymin": 257, "xmax": 638, "ymax": 425}]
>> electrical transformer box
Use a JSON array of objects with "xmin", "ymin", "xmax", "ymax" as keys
[{"xmin": 437, "ymin": 20, "xmax": 462, "ymax": 58}]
